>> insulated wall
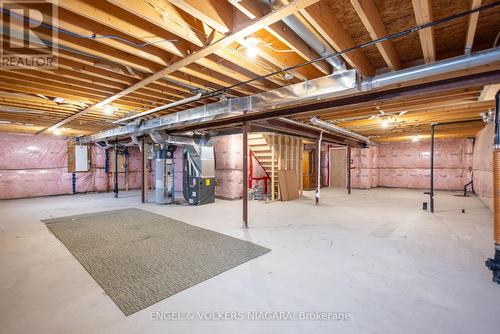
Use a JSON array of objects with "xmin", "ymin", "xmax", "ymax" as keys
[
  {"xmin": 377, "ymin": 139, "xmax": 473, "ymax": 190},
  {"xmin": 349, "ymin": 138, "xmax": 473, "ymax": 191},
  {"xmin": 214, "ymin": 134, "xmax": 244, "ymax": 199},
  {"xmin": 473, "ymin": 124, "xmax": 493, "ymax": 210},
  {"xmin": 350, "ymin": 147, "xmax": 378, "ymax": 189},
  {"xmin": 0, "ymin": 132, "xmax": 142, "ymax": 199}
]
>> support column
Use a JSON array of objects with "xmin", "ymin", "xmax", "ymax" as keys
[
  {"xmin": 114, "ymin": 139, "xmax": 119, "ymax": 199},
  {"xmin": 486, "ymin": 89, "xmax": 500, "ymax": 284},
  {"xmin": 242, "ymin": 122, "xmax": 248, "ymax": 228},
  {"xmin": 430, "ymin": 125, "xmax": 435, "ymax": 212},
  {"xmin": 315, "ymin": 132, "xmax": 323, "ymax": 205},
  {"xmin": 141, "ymin": 137, "xmax": 145, "ymax": 204},
  {"xmin": 347, "ymin": 145, "xmax": 352, "ymax": 195},
  {"xmin": 271, "ymin": 142, "xmax": 275, "ymax": 201}
]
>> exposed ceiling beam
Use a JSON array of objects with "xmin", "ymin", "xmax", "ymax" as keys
[
  {"xmin": 168, "ymin": 0, "xmax": 234, "ymax": 33},
  {"xmin": 465, "ymin": 0, "xmax": 482, "ymax": 53},
  {"xmin": 106, "ymin": 0, "xmax": 287, "ymax": 86},
  {"xmin": 412, "ymin": 0, "xmax": 436, "ymax": 63},
  {"xmin": 41, "ymin": 0, "xmax": 320, "ymax": 132},
  {"xmin": 478, "ymin": 84, "xmax": 500, "ymax": 101},
  {"xmin": 300, "ymin": 1, "xmax": 375, "ymax": 76},
  {"xmin": 228, "ymin": 0, "xmax": 331, "ymax": 75},
  {"xmin": 350, "ymin": 0, "xmax": 401, "ymax": 71}
]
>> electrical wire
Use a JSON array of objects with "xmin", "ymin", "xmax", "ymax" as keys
[
  {"xmin": 1, "ymin": 7, "xmax": 178, "ymax": 48},
  {"xmin": 200, "ymin": 0, "xmax": 500, "ymax": 100}
]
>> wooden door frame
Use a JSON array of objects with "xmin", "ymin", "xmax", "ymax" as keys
[{"xmin": 329, "ymin": 147, "xmax": 347, "ymax": 188}]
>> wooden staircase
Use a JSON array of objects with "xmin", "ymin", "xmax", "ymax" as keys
[{"xmin": 248, "ymin": 133, "xmax": 279, "ymax": 200}]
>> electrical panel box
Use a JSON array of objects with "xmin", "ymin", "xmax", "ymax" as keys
[{"xmin": 74, "ymin": 145, "xmax": 89, "ymax": 172}]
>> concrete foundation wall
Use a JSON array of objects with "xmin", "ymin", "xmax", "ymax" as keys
[{"xmin": 473, "ymin": 124, "xmax": 493, "ymax": 210}]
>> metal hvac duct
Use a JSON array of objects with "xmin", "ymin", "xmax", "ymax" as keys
[
  {"xmin": 79, "ymin": 48, "xmax": 500, "ymax": 144},
  {"xmin": 310, "ymin": 116, "xmax": 371, "ymax": 144},
  {"xmin": 266, "ymin": 0, "xmax": 345, "ymax": 71},
  {"xmin": 360, "ymin": 49, "xmax": 500, "ymax": 91},
  {"xmin": 113, "ymin": 93, "xmax": 202, "ymax": 124}
]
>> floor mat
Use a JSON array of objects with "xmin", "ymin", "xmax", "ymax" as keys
[{"xmin": 42, "ymin": 208, "xmax": 270, "ymax": 315}]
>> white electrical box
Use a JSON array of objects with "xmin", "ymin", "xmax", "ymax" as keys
[{"xmin": 75, "ymin": 145, "xmax": 89, "ymax": 172}]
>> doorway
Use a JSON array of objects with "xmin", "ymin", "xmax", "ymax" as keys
[{"xmin": 329, "ymin": 147, "xmax": 347, "ymax": 188}]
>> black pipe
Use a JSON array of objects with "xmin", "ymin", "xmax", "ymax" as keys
[
  {"xmin": 347, "ymin": 145, "xmax": 351, "ymax": 195},
  {"xmin": 200, "ymin": 1, "xmax": 500, "ymax": 99},
  {"xmin": 495, "ymin": 90, "xmax": 500, "ymax": 147},
  {"xmin": 428, "ymin": 119, "xmax": 483, "ymax": 213},
  {"xmin": 114, "ymin": 139, "xmax": 119, "ymax": 198}
]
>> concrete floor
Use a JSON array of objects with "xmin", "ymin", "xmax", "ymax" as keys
[{"xmin": 0, "ymin": 188, "xmax": 499, "ymax": 334}]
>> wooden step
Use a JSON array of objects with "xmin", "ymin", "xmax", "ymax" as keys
[
  {"xmin": 251, "ymin": 146, "xmax": 271, "ymax": 152},
  {"xmin": 248, "ymin": 138, "xmax": 268, "ymax": 146}
]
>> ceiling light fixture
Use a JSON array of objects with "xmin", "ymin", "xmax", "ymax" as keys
[
  {"xmin": 381, "ymin": 118, "xmax": 390, "ymax": 128},
  {"xmin": 103, "ymin": 104, "xmax": 116, "ymax": 115},
  {"xmin": 53, "ymin": 97, "xmax": 65, "ymax": 103},
  {"xmin": 240, "ymin": 36, "xmax": 260, "ymax": 58},
  {"xmin": 0, "ymin": 120, "xmax": 11, "ymax": 124},
  {"xmin": 53, "ymin": 128, "xmax": 62, "ymax": 136},
  {"xmin": 412, "ymin": 135, "xmax": 419, "ymax": 142}
]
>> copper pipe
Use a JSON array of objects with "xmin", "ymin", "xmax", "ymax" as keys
[
  {"xmin": 486, "ymin": 89, "xmax": 500, "ymax": 283},
  {"xmin": 494, "ymin": 148, "xmax": 500, "ymax": 243}
]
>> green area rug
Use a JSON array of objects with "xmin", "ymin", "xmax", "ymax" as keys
[{"xmin": 43, "ymin": 208, "xmax": 270, "ymax": 315}]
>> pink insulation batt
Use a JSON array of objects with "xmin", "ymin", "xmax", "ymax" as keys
[
  {"xmin": 376, "ymin": 139, "xmax": 473, "ymax": 190},
  {"xmin": 0, "ymin": 132, "xmax": 143, "ymax": 199},
  {"xmin": 214, "ymin": 134, "xmax": 244, "ymax": 199},
  {"xmin": 473, "ymin": 124, "xmax": 493, "ymax": 210},
  {"xmin": 349, "ymin": 139, "xmax": 473, "ymax": 191}
]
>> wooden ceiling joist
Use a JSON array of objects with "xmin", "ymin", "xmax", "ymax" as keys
[
  {"xmin": 465, "ymin": 0, "xmax": 482, "ymax": 53},
  {"xmin": 0, "ymin": 0, "xmax": 498, "ymax": 141},
  {"xmin": 412, "ymin": 0, "xmax": 436, "ymax": 63},
  {"xmin": 41, "ymin": 0, "xmax": 320, "ymax": 132},
  {"xmin": 228, "ymin": 0, "xmax": 332, "ymax": 75},
  {"xmin": 300, "ymin": 1, "xmax": 375, "ymax": 76},
  {"xmin": 350, "ymin": 0, "xmax": 401, "ymax": 71}
]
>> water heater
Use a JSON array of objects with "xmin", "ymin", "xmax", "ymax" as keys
[{"xmin": 155, "ymin": 145, "xmax": 176, "ymax": 204}]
